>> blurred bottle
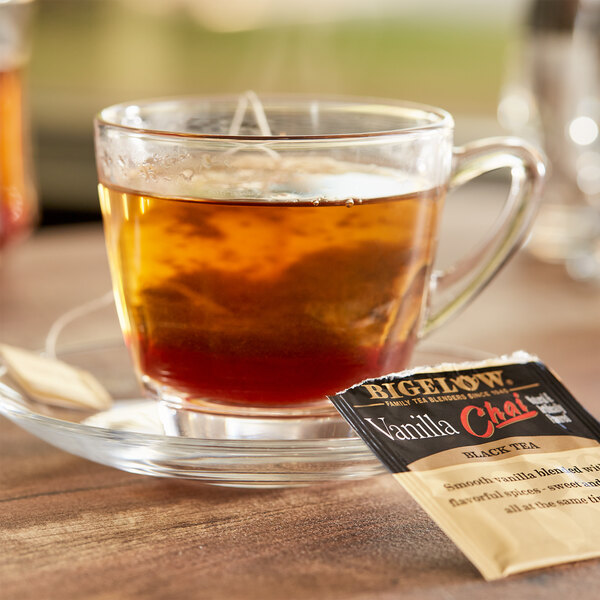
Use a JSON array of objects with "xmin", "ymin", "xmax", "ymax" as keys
[
  {"xmin": 0, "ymin": 0, "xmax": 36, "ymax": 254},
  {"xmin": 498, "ymin": 0, "xmax": 600, "ymax": 281}
]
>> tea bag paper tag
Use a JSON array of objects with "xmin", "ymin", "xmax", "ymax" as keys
[
  {"xmin": 0, "ymin": 344, "xmax": 112, "ymax": 411},
  {"xmin": 329, "ymin": 352, "xmax": 600, "ymax": 580}
]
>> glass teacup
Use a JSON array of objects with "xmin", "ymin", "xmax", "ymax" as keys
[{"xmin": 95, "ymin": 94, "xmax": 545, "ymax": 426}]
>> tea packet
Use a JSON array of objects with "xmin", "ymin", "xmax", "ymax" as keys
[
  {"xmin": 329, "ymin": 352, "xmax": 600, "ymax": 580},
  {"xmin": 0, "ymin": 344, "xmax": 112, "ymax": 411}
]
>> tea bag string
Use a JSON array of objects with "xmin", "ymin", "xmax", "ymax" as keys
[
  {"xmin": 44, "ymin": 291, "xmax": 115, "ymax": 358},
  {"xmin": 228, "ymin": 90, "xmax": 273, "ymax": 136},
  {"xmin": 227, "ymin": 91, "xmax": 280, "ymax": 159},
  {"xmin": 0, "ymin": 303, "xmax": 111, "ymax": 374}
]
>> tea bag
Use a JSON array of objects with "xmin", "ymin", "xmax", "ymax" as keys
[
  {"xmin": 329, "ymin": 352, "xmax": 600, "ymax": 580},
  {"xmin": 0, "ymin": 344, "xmax": 112, "ymax": 411}
]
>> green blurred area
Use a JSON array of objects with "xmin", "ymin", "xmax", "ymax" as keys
[{"xmin": 28, "ymin": 0, "xmax": 514, "ymax": 223}]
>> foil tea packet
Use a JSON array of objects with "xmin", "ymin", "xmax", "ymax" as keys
[{"xmin": 329, "ymin": 352, "xmax": 600, "ymax": 580}]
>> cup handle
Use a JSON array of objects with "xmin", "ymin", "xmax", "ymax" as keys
[{"xmin": 420, "ymin": 137, "xmax": 546, "ymax": 337}]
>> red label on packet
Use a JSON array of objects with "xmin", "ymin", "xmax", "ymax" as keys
[{"xmin": 328, "ymin": 352, "xmax": 600, "ymax": 580}]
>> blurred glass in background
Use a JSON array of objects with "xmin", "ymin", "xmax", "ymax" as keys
[
  {"xmin": 28, "ymin": 0, "xmax": 522, "ymax": 225},
  {"xmin": 0, "ymin": 0, "xmax": 36, "ymax": 252},
  {"xmin": 499, "ymin": 0, "xmax": 600, "ymax": 282}
]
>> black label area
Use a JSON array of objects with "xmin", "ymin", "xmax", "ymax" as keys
[{"xmin": 329, "ymin": 360, "xmax": 600, "ymax": 473}]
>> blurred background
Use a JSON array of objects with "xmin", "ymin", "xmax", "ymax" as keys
[{"xmin": 26, "ymin": 0, "xmax": 524, "ymax": 225}]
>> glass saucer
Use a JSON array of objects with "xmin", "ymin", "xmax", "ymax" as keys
[{"xmin": 0, "ymin": 340, "xmax": 492, "ymax": 488}]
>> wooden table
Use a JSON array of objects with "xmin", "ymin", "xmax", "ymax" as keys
[{"xmin": 1, "ymin": 204, "xmax": 600, "ymax": 599}]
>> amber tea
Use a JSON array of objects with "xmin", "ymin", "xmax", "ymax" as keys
[
  {"xmin": 0, "ymin": 3, "xmax": 36, "ymax": 250},
  {"xmin": 100, "ymin": 159, "xmax": 443, "ymax": 408}
]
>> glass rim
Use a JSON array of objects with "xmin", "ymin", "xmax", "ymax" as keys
[{"xmin": 94, "ymin": 93, "xmax": 454, "ymax": 142}]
